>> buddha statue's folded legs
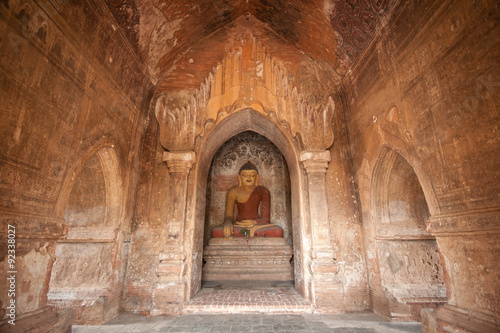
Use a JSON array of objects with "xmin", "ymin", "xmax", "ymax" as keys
[{"xmin": 211, "ymin": 223, "xmax": 284, "ymax": 238}]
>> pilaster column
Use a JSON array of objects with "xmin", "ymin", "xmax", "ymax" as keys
[
  {"xmin": 300, "ymin": 150, "xmax": 340, "ymax": 310},
  {"xmin": 300, "ymin": 150, "xmax": 333, "ymax": 250},
  {"xmin": 154, "ymin": 151, "xmax": 196, "ymax": 315},
  {"xmin": 162, "ymin": 151, "xmax": 196, "ymax": 245}
]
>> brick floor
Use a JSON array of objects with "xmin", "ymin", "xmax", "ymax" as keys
[{"xmin": 183, "ymin": 281, "xmax": 313, "ymax": 314}]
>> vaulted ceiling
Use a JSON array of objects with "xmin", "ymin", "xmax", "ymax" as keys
[{"xmin": 106, "ymin": 0, "xmax": 393, "ymax": 91}]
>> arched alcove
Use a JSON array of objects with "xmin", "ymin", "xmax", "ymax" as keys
[
  {"xmin": 203, "ymin": 131, "xmax": 293, "ymax": 247},
  {"xmin": 187, "ymin": 109, "xmax": 308, "ymax": 300},
  {"xmin": 370, "ymin": 146, "xmax": 446, "ymax": 320},
  {"xmin": 63, "ymin": 153, "xmax": 107, "ymax": 227},
  {"xmin": 48, "ymin": 147, "xmax": 125, "ymax": 324},
  {"xmin": 373, "ymin": 148, "xmax": 430, "ymax": 230}
]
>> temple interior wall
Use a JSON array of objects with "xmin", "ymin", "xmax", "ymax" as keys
[
  {"xmin": 0, "ymin": 0, "xmax": 498, "ymax": 332},
  {"xmin": 0, "ymin": 0, "xmax": 151, "ymax": 327},
  {"xmin": 123, "ymin": 116, "xmax": 167, "ymax": 313},
  {"xmin": 344, "ymin": 0, "xmax": 499, "ymax": 326}
]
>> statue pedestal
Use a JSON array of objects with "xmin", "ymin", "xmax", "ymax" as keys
[{"xmin": 203, "ymin": 237, "xmax": 293, "ymax": 281}]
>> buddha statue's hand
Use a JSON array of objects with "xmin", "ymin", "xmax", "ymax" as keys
[
  {"xmin": 235, "ymin": 220, "xmax": 257, "ymax": 227},
  {"xmin": 223, "ymin": 219, "xmax": 234, "ymax": 238}
]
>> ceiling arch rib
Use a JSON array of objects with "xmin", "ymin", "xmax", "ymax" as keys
[
  {"xmin": 107, "ymin": 1, "xmax": 394, "ymax": 85},
  {"xmin": 128, "ymin": 0, "xmax": 336, "ymax": 87}
]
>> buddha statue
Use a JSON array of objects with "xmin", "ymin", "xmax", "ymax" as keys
[{"xmin": 211, "ymin": 161, "xmax": 284, "ymax": 238}]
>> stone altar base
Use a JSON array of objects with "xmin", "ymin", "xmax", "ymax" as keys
[{"xmin": 202, "ymin": 237, "xmax": 293, "ymax": 281}]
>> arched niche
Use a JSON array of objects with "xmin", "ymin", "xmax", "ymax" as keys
[
  {"xmin": 370, "ymin": 146, "xmax": 446, "ymax": 320},
  {"xmin": 63, "ymin": 153, "xmax": 107, "ymax": 227},
  {"xmin": 203, "ymin": 131, "xmax": 293, "ymax": 248},
  {"xmin": 187, "ymin": 109, "xmax": 307, "ymax": 299},
  {"xmin": 372, "ymin": 147, "xmax": 430, "ymax": 234},
  {"xmin": 48, "ymin": 147, "xmax": 125, "ymax": 324}
]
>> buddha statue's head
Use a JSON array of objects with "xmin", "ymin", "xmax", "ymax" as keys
[{"xmin": 238, "ymin": 161, "xmax": 259, "ymax": 187}]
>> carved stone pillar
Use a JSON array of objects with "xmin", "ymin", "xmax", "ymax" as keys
[
  {"xmin": 300, "ymin": 151, "xmax": 332, "ymax": 248},
  {"xmin": 300, "ymin": 150, "xmax": 340, "ymax": 311},
  {"xmin": 154, "ymin": 151, "xmax": 196, "ymax": 315}
]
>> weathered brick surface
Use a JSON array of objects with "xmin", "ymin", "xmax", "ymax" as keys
[
  {"xmin": 0, "ymin": 1, "xmax": 498, "ymax": 332},
  {"xmin": 345, "ymin": 0, "xmax": 499, "ymax": 330},
  {"xmin": 0, "ymin": 0, "xmax": 151, "ymax": 329},
  {"xmin": 183, "ymin": 281, "xmax": 312, "ymax": 314}
]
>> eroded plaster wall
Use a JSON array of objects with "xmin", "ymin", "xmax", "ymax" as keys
[
  {"xmin": 326, "ymin": 94, "xmax": 370, "ymax": 312},
  {"xmin": 344, "ymin": 0, "xmax": 499, "ymax": 329},
  {"xmin": 0, "ymin": 0, "xmax": 151, "ymax": 329},
  {"xmin": 123, "ymin": 114, "xmax": 169, "ymax": 314}
]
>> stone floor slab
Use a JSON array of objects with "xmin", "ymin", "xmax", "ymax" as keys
[
  {"xmin": 72, "ymin": 313, "xmax": 422, "ymax": 333},
  {"xmin": 73, "ymin": 282, "xmax": 421, "ymax": 333}
]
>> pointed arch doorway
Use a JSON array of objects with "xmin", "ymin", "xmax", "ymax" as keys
[
  {"xmin": 178, "ymin": 109, "xmax": 317, "ymax": 313},
  {"xmin": 186, "ymin": 109, "xmax": 308, "ymax": 300},
  {"xmin": 156, "ymin": 107, "xmax": 337, "ymax": 314}
]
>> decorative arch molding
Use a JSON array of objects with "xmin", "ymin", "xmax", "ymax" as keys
[
  {"xmin": 355, "ymin": 113, "xmax": 441, "ymax": 220},
  {"xmin": 48, "ymin": 142, "xmax": 127, "ymax": 323},
  {"xmin": 371, "ymin": 144, "xmax": 440, "ymax": 217},
  {"xmin": 54, "ymin": 141, "xmax": 125, "ymax": 234},
  {"xmin": 371, "ymin": 145, "xmax": 435, "ymax": 237},
  {"xmin": 366, "ymin": 145, "xmax": 447, "ymax": 320},
  {"xmin": 189, "ymin": 109, "xmax": 307, "ymax": 296},
  {"xmin": 153, "ymin": 34, "xmax": 335, "ymax": 153},
  {"xmin": 354, "ymin": 121, "xmax": 447, "ymax": 319}
]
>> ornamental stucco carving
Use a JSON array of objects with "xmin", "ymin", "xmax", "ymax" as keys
[{"xmin": 154, "ymin": 35, "xmax": 335, "ymax": 152}]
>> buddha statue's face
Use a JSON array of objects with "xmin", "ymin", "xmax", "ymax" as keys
[{"xmin": 239, "ymin": 169, "xmax": 258, "ymax": 187}]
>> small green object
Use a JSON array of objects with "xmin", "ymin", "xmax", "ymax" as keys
[{"xmin": 240, "ymin": 228, "xmax": 250, "ymax": 237}]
